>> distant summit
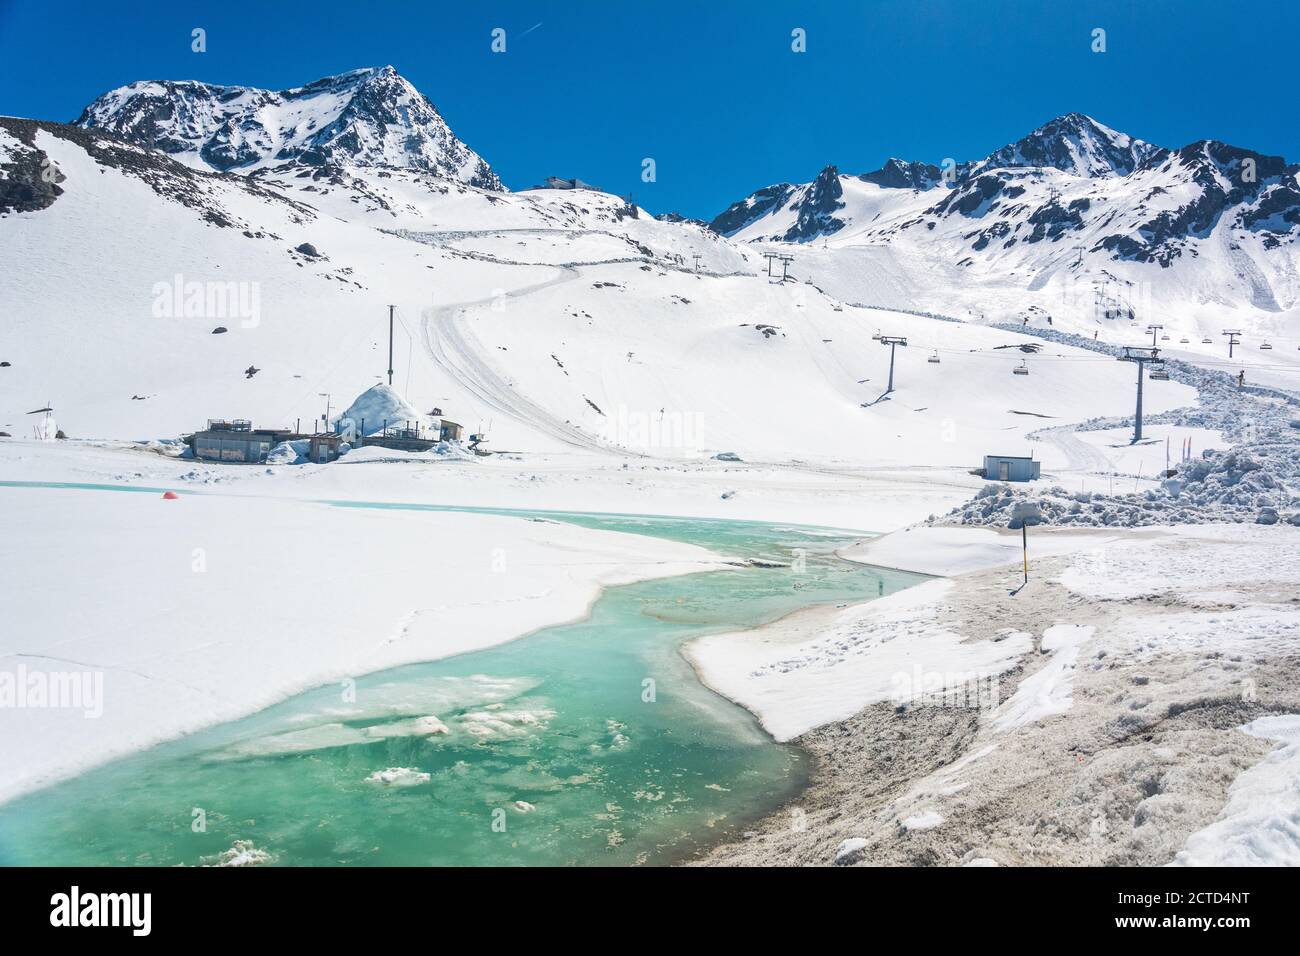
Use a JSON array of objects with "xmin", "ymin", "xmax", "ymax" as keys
[
  {"xmin": 76, "ymin": 66, "xmax": 503, "ymax": 189},
  {"xmin": 974, "ymin": 112, "xmax": 1163, "ymax": 179}
]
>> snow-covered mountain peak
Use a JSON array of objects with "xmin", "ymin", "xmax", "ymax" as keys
[
  {"xmin": 976, "ymin": 112, "xmax": 1163, "ymax": 178},
  {"xmin": 75, "ymin": 67, "xmax": 503, "ymax": 189}
]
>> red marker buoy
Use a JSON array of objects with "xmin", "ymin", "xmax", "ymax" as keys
[{"xmin": 162, "ymin": 491, "xmax": 179, "ymax": 500}]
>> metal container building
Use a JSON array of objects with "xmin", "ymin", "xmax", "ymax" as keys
[
  {"xmin": 193, "ymin": 420, "xmax": 289, "ymax": 463},
  {"xmin": 983, "ymin": 454, "xmax": 1041, "ymax": 482}
]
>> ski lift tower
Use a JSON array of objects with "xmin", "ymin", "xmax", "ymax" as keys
[
  {"xmin": 762, "ymin": 252, "xmax": 779, "ymax": 278},
  {"xmin": 1117, "ymin": 346, "xmax": 1165, "ymax": 443},
  {"xmin": 777, "ymin": 254, "xmax": 794, "ymax": 283},
  {"xmin": 879, "ymin": 336, "xmax": 908, "ymax": 393},
  {"xmin": 1222, "ymin": 329, "xmax": 1242, "ymax": 358},
  {"xmin": 1145, "ymin": 324, "xmax": 1163, "ymax": 347}
]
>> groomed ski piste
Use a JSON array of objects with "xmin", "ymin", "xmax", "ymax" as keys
[{"xmin": 2, "ymin": 69, "xmax": 1299, "ymax": 866}]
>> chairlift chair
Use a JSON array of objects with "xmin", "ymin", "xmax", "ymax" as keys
[
  {"xmin": 871, "ymin": 329, "xmax": 882, "ymax": 341},
  {"xmin": 1149, "ymin": 369, "xmax": 1170, "ymax": 381},
  {"xmin": 1160, "ymin": 333, "xmax": 1171, "ymax": 341},
  {"xmin": 1201, "ymin": 336, "xmax": 1213, "ymax": 344},
  {"xmin": 1013, "ymin": 359, "xmax": 1029, "ymax": 376},
  {"xmin": 928, "ymin": 351, "xmax": 941, "ymax": 364},
  {"xmin": 1179, "ymin": 337, "xmax": 1190, "ymax": 344},
  {"xmin": 1260, "ymin": 342, "xmax": 1273, "ymax": 350}
]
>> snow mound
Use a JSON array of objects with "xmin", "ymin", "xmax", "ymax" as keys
[
  {"xmin": 267, "ymin": 438, "xmax": 310, "ymax": 464},
  {"xmin": 901, "ymin": 810, "xmax": 945, "ymax": 831},
  {"xmin": 338, "ymin": 384, "xmax": 429, "ymax": 436},
  {"xmin": 1170, "ymin": 715, "xmax": 1300, "ymax": 867},
  {"xmin": 833, "ymin": 837, "xmax": 868, "ymax": 865}
]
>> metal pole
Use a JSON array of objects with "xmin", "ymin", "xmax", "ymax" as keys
[
  {"xmin": 387, "ymin": 305, "xmax": 395, "ymax": 386},
  {"xmin": 1134, "ymin": 361, "xmax": 1144, "ymax": 443},
  {"xmin": 888, "ymin": 343, "xmax": 897, "ymax": 392}
]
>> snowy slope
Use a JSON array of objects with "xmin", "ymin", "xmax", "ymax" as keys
[{"xmin": 0, "ymin": 114, "xmax": 1199, "ymax": 468}]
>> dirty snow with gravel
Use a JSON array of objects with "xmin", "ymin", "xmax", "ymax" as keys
[{"xmin": 1170, "ymin": 715, "xmax": 1300, "ymax": 867}]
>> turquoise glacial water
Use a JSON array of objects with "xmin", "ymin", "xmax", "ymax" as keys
[{"xmin": 0, "ymin": 490, "xmax": 924, "ymax": 866}]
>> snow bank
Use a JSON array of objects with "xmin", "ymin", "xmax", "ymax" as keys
[
  {"xmin": 686, "ymin": 579, "xmax": 1033, "ymax": 741},
  {"xmin": 1170, "ymin": 715, "xmax": 1300, "ymax": 867},
  {"xmin": 841, "ymin": 526, "xmax": 1119, "ymax": 576},
  {"xmin": 1060, "ymin": 525, "xmax": 1300, "ymax": 601},
  {"xmin": 267, "ymin": 438, "xmax": 310, "ymax": 464},
  {"xmin": 0, "ymin": 487, "xmax": 721, "ymax": 803}
]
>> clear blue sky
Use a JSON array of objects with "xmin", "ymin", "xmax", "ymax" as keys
[{"xmin": 2, "ymin": 0, "xmax": 1298, "ymax": 219}]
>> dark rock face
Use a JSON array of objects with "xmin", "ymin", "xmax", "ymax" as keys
[
  {"xmin": 1, "ymin": 116, "xmax": 315, "ymax": 229},
  {"xmin": 708, "ymin": 165, "xmax": 846, "ymax": 242},
  {"xmin": 709, "ymin": 182, "xmax": 797, "ymax": 236},
  {"xmin": 1024, "ymin": 197, "xmax": 1087, "ymax": 244},
  {"xmin": 783, "ymin": 164, "xmax": 846, "ymax": 241},
  {"xmin": 857, "ymin": 158, "xmax": 944, "ymax": 190},
  {"xmin": 969, "ymin": 220, "xmax": 1012, "ymax": 251},
  {"xmin": 930, "ymin": 173, "xmax": 1008, "ymax": 218},
  {"xmin": 655, "ymin": 211, "xmax": 709, "ymax": 227},
  {"xmin": 1100, "ymin": 141, "xmax": 1300, "ymax": 265},
  {"xmin": 0, "ymin": 119, "xmax": 66, "ymax": 214}
]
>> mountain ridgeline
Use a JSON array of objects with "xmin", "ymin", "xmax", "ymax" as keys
[
  {"xmin": 75, "ymin": 66, "xmax": 503, "ymax": 189},
  {"xmin": 709, "ymin": 112, "xmax": 1300, "ymax": 272}
]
